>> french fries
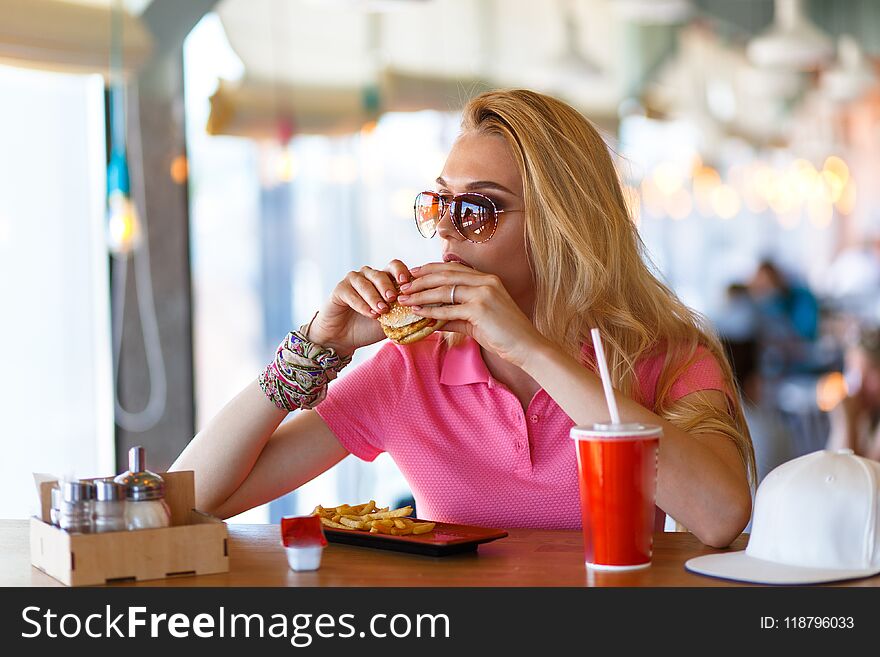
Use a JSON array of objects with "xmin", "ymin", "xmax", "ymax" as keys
[{"xmin": 312, "ymin": 501, "xmax": 436, "ymax": 536}]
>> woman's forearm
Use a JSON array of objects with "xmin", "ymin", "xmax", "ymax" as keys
[
  {"xmin": 169, "ymin": 378, "xmax": 288, "ymax": 513},
  {"xmin": 519, "ymin": 337, "xmax": 751, "ymax": 547}
]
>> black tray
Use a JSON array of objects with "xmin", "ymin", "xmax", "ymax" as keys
[{"xmin": 323, "ymin": 519, "xmax": 508, "ymax": 557}]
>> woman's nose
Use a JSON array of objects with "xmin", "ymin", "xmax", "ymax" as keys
[{"xmin": 436, "ymin": 205, "xmax": 463, "ymax": 242}]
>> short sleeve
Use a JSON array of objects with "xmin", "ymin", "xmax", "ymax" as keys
[
  {"xmin": 668, "ymin": 346, "xmax": 732, "ymax": 403},
  {"xmin": 314, "ymin": 342, "xmax": 405, "ymax": 462}
]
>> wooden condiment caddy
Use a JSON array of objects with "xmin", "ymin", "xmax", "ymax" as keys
[{"xmin": 30, "ymin": 470, "xmax": 229, "ymax": 586}]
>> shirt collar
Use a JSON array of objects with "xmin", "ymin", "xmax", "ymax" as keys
[
  {"xmin": 440, "ymin": 336, "xmax": 598, "ymax": 387},
  {"xmin": 440, "ymin": 336, "xmax": 492, "ymax": 386}
]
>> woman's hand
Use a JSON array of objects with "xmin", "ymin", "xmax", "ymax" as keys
[
  {"xmin": 307, "ymin": 260, "xmax": 415, "ymax": 356},
  {"xmin": 397, "ymin": 262, "xmax": 544, "ymax": 366}
]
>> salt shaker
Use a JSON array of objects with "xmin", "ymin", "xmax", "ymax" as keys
[
  {"xmin": 113, "ymin": 446, "xmax": 171, "ymax": 530},
  {"xmin": 58, "ymin": 480, "xmax": 95, "ymax": 533},
  {"xmin": 93, "ymin": 479, "xmax": 127, "ymax": 533}
]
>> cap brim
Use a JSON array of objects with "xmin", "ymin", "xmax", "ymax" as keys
[{"xmin": 686, "ymin": 551, "xmax": 880, "ymax": 585}]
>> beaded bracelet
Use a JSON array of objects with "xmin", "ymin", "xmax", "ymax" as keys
[{"xmin": 258, "ymin": 312, "xmax": 352, "ymax": 412}]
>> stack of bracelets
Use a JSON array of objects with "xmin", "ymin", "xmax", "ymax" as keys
[{"xmin": 258, "ymin": 313, "xmax": 352, "ymax": 411}]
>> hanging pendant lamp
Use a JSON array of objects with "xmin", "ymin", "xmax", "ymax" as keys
[{"xmin": 747, "ymin": 0, "xmax": 834, "ymax": 71}]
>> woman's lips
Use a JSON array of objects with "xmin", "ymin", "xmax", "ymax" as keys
[{"xmin": 442, "ymin": 254, "xmax": 474, "ymax": 268}]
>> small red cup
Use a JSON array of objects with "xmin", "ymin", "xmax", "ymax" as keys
[
  {"xmin": 570, "ymin": 423, "xmax": 661, "ymax": 571},
  {"xmin": 281, "ymin": 515, "xmax": 328, "ymax": 571}
]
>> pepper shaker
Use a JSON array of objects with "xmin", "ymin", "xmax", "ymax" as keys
[{"xmin": 113, "ymin": 446, "xmax": 171, "ymax": 530}]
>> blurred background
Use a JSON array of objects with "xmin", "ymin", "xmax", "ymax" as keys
[{"xmin": 2, "ymin": 0, "xmax": 879, "ymax": 522}]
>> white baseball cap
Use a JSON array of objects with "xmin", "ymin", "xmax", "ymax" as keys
[{"xmin": 686, "ymin": 449, "xmax": 880, "ymax": 585}]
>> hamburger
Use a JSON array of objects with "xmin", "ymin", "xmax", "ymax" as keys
[{"xmin": 378, "ymin": 296, "xmax": 446, "ymax": 345}]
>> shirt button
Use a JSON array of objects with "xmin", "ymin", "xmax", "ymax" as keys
[{"xmin": 529, "ymin": 414, "xmax": 539, "ymax": 423}]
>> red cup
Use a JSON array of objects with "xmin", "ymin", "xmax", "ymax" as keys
[{"xmin": 570, "ymin": 423, "xmax": 661, "ymax": 570}]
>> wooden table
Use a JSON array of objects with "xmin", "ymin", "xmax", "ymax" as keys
[{"xmin": 2, "ymin": 520, "xmax": 877, "ymax": 587}]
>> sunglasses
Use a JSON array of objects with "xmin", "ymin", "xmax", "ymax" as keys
[{"xmin": 413, "ymin": 191, "xmax": 522, "ymax": 244}]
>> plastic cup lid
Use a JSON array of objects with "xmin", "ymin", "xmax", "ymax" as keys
[{"xmin": 570, "ymin": 423, "xmax": 662, "ymax": 440}]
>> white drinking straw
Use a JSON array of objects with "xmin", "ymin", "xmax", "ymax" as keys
[{"xmin": 590, "ymin": 328, "xmax": 621, "ymax": 426}]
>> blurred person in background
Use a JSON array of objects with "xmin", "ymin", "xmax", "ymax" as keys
[
  {"xmin": 749, "ymin": 260, "xmax": 819, "ymax": 342},
  {"xmin": 714, "ymin": 283, "xmax": 760, "ymax": 344},
  {"xmin": 748, "ymin": 259, "xmax": 820, "ymax": 376},
  {"xmin": 826, "ymin": 326, "xmax": 880, "ymax": 461},
  {"xmin": 172, "ymin": 89, "xmax": 755, "ymax": 547}
]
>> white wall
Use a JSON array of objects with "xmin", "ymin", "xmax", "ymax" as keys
[{"xmin": 0, "ymin": 64, "xmax": 114, "ymax": 518}]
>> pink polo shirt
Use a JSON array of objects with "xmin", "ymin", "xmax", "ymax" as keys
[{"xmin": 314, "ymin": 333, "xmax": 729, "ymax": 530}]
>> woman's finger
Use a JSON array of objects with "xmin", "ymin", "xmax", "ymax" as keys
[
  {"xmin": 409, "ymin": 302, "xmax": 471, "ymax": 321},
  {"xmin": 398, "ymin": 283, "xmax": 482, "ymax": 308},
  {"xmin": 399, "ymin": 270, "xmax": 488, "ymax": 295},
  {"xmin": 408, "ymin": 261, "xmax": 474, "ymax": 279},
  {"xmin": 362, "ymin": 266, "xmax": 399, "ymax": 302},
  {"xmin": 340, "ymin": 284, "xmax": 379, "ymax": 318},
  {"xmin": 386, "ymin": 259, "xmax": 414, "ymax": 286},
  {"xmin": 348, "ymin": 269, "xmax": 388, "ymax": 313}
]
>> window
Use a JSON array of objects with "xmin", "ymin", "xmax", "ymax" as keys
[{"xmin": 0, "ymin": 64, "xmax": 113, "ymax": 518}]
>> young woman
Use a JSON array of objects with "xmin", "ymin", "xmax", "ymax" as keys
[{"xmin": 171, "ymin": 89, "xmax": 755, "ymax": 547}]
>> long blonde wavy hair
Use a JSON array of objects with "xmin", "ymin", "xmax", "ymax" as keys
[{"xmin": 444, "ymin": 89, "xmax": 756, "ymax": 490}]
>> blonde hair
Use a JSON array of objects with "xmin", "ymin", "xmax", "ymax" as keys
[{"xmin": 445, "ymin": 89, "xmax": 756, "ymax": 489}]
